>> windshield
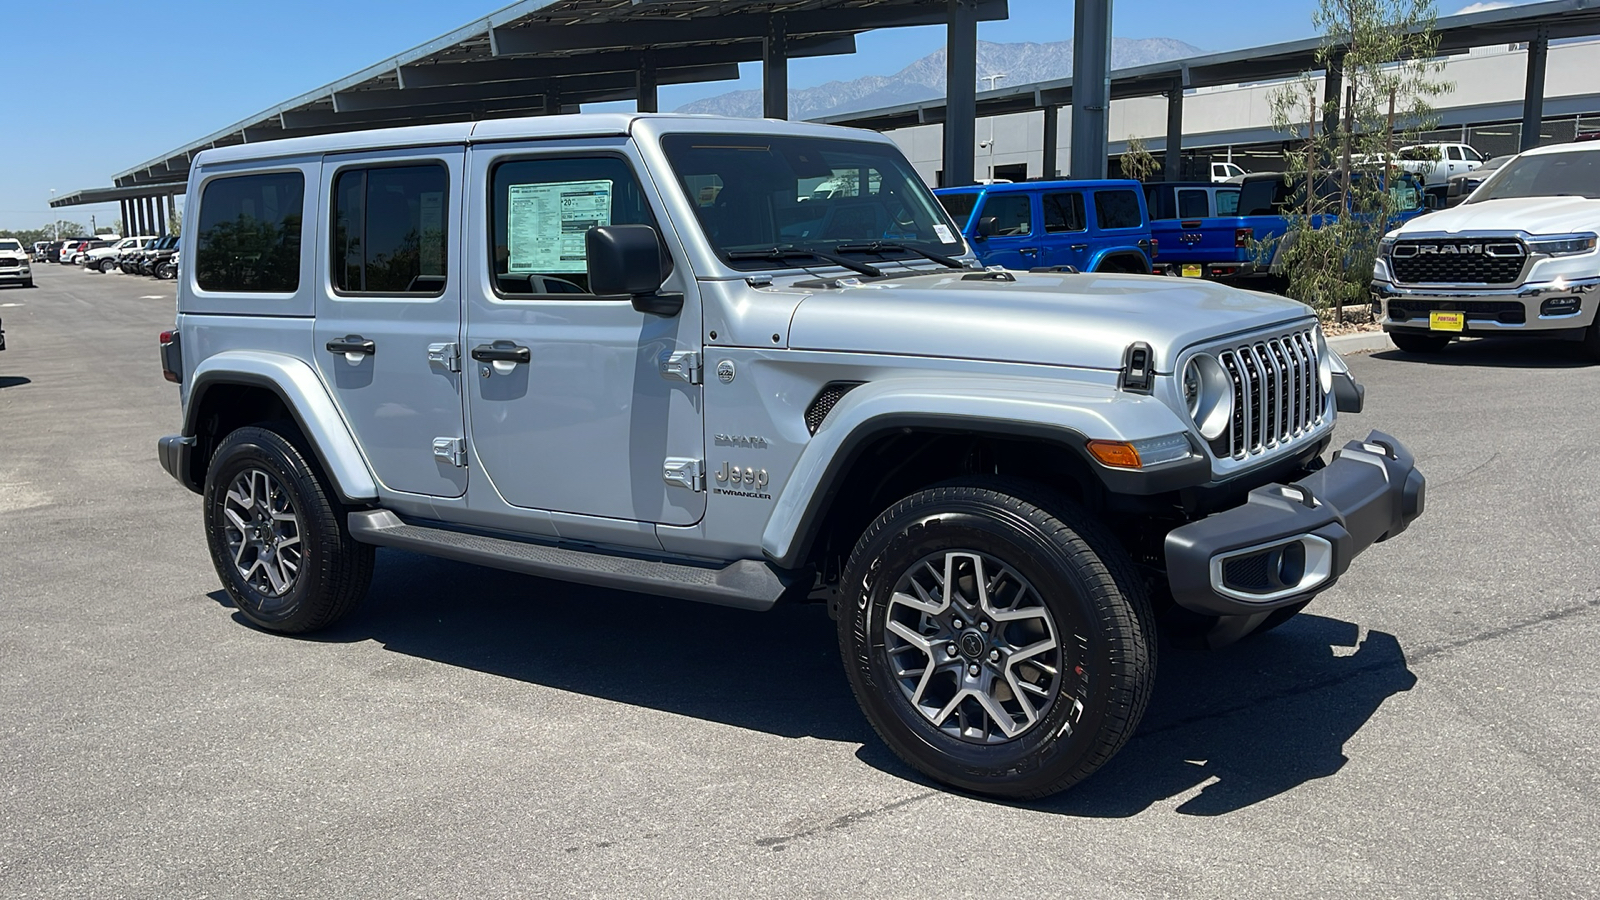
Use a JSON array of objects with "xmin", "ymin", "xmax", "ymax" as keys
[
  {"xmin": 0, "ymin": 240, "xmax": 20, "ymax": 252},
  {"xmin": 660, "ymin": 133, "xmax": 964, "ymax": 269},
  {"xmin": 1467, "ymin": 148, "xmax": 1600, "ymax": 202}
]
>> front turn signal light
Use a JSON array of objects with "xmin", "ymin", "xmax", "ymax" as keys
[{"xmin": 1087, "ymin": 440, "xmax": 1142, "ymax": 469}]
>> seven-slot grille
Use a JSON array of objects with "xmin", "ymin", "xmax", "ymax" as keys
[
  {"xmin": 0, "ymin": 258, "xmax": 21, "ymax": 269},
  {"xmin": 1389, "ymin": 239, "xmax": 1526, "ymax": 285},
  {"xmin": 1214, "ymin": 330, "xmax": 1326, "ymax": 460}
]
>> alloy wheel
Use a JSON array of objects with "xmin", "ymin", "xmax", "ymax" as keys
[
  {"xmin": 221, "ymin": 467, "xmax": 304, "ymax": 602},
  {"xmin": 883, "ymin": 550, "xmax": 1063, "ymax": 744}
]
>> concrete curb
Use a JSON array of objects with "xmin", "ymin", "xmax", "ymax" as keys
[{"xmin": 1328, "ymin": 331, "xmax": 1395, "ymax": 355}]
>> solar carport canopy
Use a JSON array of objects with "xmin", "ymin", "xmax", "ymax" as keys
[{"xmin": 113, "ymin": 0, "xmax": 1007, "ymax": 189}]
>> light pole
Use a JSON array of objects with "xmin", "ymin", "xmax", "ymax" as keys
[
  {"xmin": 979, "ymin": 74, "xmax": 1006, "ymax": 182},
  {"xmin": 49, "ymin": 189, "xmax": 57, "ymax": 240}
]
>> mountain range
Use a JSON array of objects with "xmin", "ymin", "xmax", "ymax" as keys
[{"xmin": 673, "ymin": 38, "xmax": 1205, "ymax": 120}]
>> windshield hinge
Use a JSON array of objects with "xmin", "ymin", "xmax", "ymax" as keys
[{"xmin": 660, "ymin": 350, "xmax": 702, "ymax": 385}]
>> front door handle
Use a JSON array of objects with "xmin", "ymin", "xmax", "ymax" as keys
[
  {"xmin": 470, "ymin": 341, "xmax": 531, "ymax": 364},
  {"xmin": 325, "ymin": 335, "xmax": 375, "ymax": 355},
  {"xmin": 1019, "ymin": 247, "xmax": 1039, "ymax": 256},
  {"xmin": 1071, "ymin": 243, "xmax": 1089, "ymax": 251}
]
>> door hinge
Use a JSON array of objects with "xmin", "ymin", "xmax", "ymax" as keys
[
  {"xmin": 660, "ymin": 350, "xmax": 702, "ymax": 385},
  {"xmin": 427, "ymin": 342, "xmax": 461, "ymax": 373},
  {"xmin": 662, "ymin": 457, "xmax": 705, "ymax": 492},
  {"xmin": 433, "ymin": 437, "xmax": 467, "ymax": 468}
]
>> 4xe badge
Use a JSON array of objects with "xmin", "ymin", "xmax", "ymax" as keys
[{"xmin": 713, "ymin": 461, "xmax": 773, "ymax": 500}]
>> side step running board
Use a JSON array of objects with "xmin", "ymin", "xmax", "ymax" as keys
[{"xmin": 347, "ymin": 509, "xmax": 792, "ymax": 611}]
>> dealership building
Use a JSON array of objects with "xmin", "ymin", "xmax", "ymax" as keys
[{"xmin": 844, "ymin": 37, "xmax": 1600, "ymax": 186}]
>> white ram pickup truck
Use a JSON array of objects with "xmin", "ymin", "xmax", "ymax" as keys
[{"xmin": 1372, "ymin": 141, "xmax": 1600, "ymax": 357}]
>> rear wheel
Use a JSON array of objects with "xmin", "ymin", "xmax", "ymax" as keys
[
  {"xmin": 1391, "ymin": 331, "xmax": 1452, "ymax": 354},
  {"xmin": 203, "ymin": 426, "xmax": 373, "ymax": 633},
  {"xmin": 837, "ymin": 479, "xmax": 1155, "ymax": 799}
]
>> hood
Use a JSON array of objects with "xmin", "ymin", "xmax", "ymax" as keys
[
  {"xmin": 786, "ymin": 271, "xmax": 1312, "ymax": 372},
  {"xmin": 1397, "ymin": 196, "xmax": 1600, "ymax": 237}
]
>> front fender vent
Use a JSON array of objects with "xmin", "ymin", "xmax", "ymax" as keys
[{"xmin": 805, "ymin": 382, "xmax": 864, "ymax": 435}]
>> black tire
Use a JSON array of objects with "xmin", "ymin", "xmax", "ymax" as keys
[
  {"xmin": 99, "ymin": 258, "xmax": 116, "ymax": 273},
  {"xmin": 1391, "ymin": 331, "xmax": 1452, "ymax": 354},
  {"xmin": 837, "ymin": 478, "xmax": 1156, "ymax": 799},
  {"xmin": 1582, "ymin": 321, "xmax": 1600, "ymax": 363},
  {"xmin": 203, "ymin": 426, "xmax": 373, "ymax": 634}
]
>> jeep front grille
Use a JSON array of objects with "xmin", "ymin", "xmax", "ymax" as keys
[
  {"xmin": 1215, "ymin": 330, "xmax": 1325, "ymax": 460},
  {"xmin": 1389, "ymin": 239, "xmax": 1526, "ymax": 285}
]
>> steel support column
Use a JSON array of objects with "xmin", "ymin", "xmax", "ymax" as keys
[
  {"xmin": 763, "ymin": 15, "xmax": 788, "ymax": 120},
  {"xmin": 1042, "ymin": 104, "xmax": 1060, "ymax": 180},
  {"xmin": 1322, "ymin": 52, "xmax": 1344, "ymax": 143},
  {"xmin": 1164, "ymin": 77, "xmax": 1184, "ymax": 182},
  {"xmin": 1070, "ymin": 0, "xmax": 1112, "ymax": 179},
  {"xmin": 636, "ymin": 52, "xmax": 658, "ymax": 113},
  {"xmin": 167, "ymin": 194, "xmax": 177, "ymax": 235},
  {"xmin": 944, "ymin": 0, "xmax": 978, "ymax": 187},
  {"xmin": 1521, "ymin": 26, "xmax": 1549, "ymax": 151},
  {"xmin": 134, "ymin": 198, "xmax": 146, "ymax": 236},
  {"xmin": 120, "ymin": 199, "xmax": 131, "ymax": 237}
]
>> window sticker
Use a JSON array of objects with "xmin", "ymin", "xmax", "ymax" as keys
[
  {"xmin": 933, "ymin": 223, "xmax": 957, "ymax": 244},
  {"xmin": 507, "ymin": 179, "xmax": 613, "ymax": 274},
  {"xmin": 418, "ymin": 191, "xmax": 444, "ymax": 276}
]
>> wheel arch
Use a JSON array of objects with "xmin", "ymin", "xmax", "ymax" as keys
[
  {"xmin": 1091, "ymin": 249, "xmax": 1153, "ymax": 275},
  {"xmin": 761, "ymin": 378, "xmax": 1204, "ymax": 570},
  {"xmin": 183, "ymin": 351, "xmax": 377, "ymax": 503}
]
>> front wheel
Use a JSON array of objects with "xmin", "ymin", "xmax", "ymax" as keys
[
  {"xmin": 203, "ymin": 426, "xmax": 373, "ymax": 633},
  {"xmin": 837, "ymin": 480, "xmax": 1155, "ymax": 799},
  {"xmin": 99, "ymin": 258, "xmax": 116, "ymax": 273},
  {"xmin": 1391, "ymin": 331, "xmax": 1452, "ymax": 354}
]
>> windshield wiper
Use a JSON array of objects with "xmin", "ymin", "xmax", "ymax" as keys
[
  {"xmin": 833, "ymin": 241, "xmax": 969, "ymax": 271},
  {"xmin": 725, "ymin": 246, "xmax": 882, "ymax": 278}
]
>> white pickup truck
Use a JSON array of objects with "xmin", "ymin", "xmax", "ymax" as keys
[
  {"xmin": 1391, "ymin": 142, "xmax": 1487, "ymax": 189},
  {"xmin": 1372, "ymin": 141, "xmax": 1600, "ymax": 356}
]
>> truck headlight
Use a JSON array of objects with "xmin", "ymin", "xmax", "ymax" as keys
[
  {"xmin": 1182, "ymin": 353, "xmax": 1233, "ymax": 441},
  {"xmin": 1315, "ymin": 329, "xmax": 1334, "ymax": 393},
  {"xmin": 1527, "ymin": 234, "xmax": 1598, "ymax": 256}
]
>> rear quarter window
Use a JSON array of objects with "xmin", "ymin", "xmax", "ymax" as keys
[
  {"xmin": 195, "ymin": 171, "xmax": 305, "ymax": 293},
  {"xmin": 1093, "ymin": 189, "xmax": 1143, "ymax": 229}
]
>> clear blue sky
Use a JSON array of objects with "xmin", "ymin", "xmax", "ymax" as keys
[{"xmin": 0, "ymin": 0, "xmax": 1514, "ymax": 232}]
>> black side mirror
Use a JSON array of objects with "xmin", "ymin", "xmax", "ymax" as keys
[
  {"xmin": 586, "ymin": 224, "xmax": 681, "ymax": 316},
  {"xmin": 977, "ymin": 216, "xmax": 999, "ymax": 238},
  {"xmin": 1423, "ymin": 194, "xmax": 1441, "ymax": 211}
]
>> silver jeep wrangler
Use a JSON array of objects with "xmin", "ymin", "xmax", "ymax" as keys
[{"xmin": 157, "ymin": 114, "xmax": 1424, "ymax": 799}]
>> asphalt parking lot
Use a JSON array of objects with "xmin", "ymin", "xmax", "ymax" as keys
[{"xmin": 2, "ymin": 263, "xmax": 1597, "ymax": 899}]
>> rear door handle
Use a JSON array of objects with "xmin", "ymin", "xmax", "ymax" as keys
[
  {"xmin": 1070, "ymin": 244, "xmax": 1089, "ymax": 251},
  {"xmin": 325, "ymin": 335, "xmax": 375, "ymax": 355},
  {"xmin": 470, "ymin": 341, "xmax": 531, "ymax": 364}
]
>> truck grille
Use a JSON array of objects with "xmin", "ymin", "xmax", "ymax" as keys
[
  {"xmin": 0, "ymin": 258, "xmax": 20, "ymax": 269},
  {"xmin": 1215, "ymin": 330, "xmax": 1326, "ymax": 460},
  {"xmin": 1389, "ymin": 239, "xmax": 1526, "ymax": 285}
]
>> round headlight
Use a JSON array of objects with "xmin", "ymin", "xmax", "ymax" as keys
[
  {"xmin": 1183, "ymin": 354, "xmax": 1233, "ymax": 441},
  {"xmin": 1315, "ymin": 328, "xmax": 1334, "ymax": 393}
]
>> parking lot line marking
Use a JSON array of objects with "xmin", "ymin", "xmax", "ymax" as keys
[
  {"xmin": 139, "ymin": 295, "xmax": 165, "ymax": 300},
  {"xmin": 0, "ymin": 302, "xmax": 23, "ymax": 307}
]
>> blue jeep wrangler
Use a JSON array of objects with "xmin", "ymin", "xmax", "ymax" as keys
[{"xmin": 935, "ymin": 180, "xmax": 1154, "ymax": 273}]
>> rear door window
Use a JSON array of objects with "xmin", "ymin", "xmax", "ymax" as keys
[
  {"xmin": 977, "ymin": 193, "xmax": 1033, "ymax": 236},
  {"xmin": 195, "ymin": 171, "xmax": 305, "ymax": 293},
  {"xmin": 1215, "ymin": 190, "xmax": 1240, "ymax": 216},
  {"xmin": 1093, "ymin": 189, "xmax": 1143, "ymax": 229},
  {"xmin": 331, "ymin": 164, "xmax": 449, "ymax": 295},
  {"xmin": 1042, "ymin": 192, "xmax": 1086, "ymax": 232}
]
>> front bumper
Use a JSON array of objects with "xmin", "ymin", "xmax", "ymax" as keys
[
  {"xmin": 1371, "ymin": 276, "xmax": 1600, "ymax": 334},
  {"xmin": 1164, "ymin": 430, "xmax": 1424, "ymax": 617},
  {"xmin": 0, "ymin": 266, "xmax": 29, "ymax": 282}
]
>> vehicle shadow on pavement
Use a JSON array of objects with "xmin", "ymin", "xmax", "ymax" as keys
[
  {"xmin": 1039, "ymin": 613, "xmax": 1417, "ymax": 818},
  {"xmin": 1374, "ymin": 339, "xmax": 1593, "ymax": 368},
  {"xmin": 224, "ymin": 548, "xmax": 873, "ymax": 743},
  {"xmin": 0, "ymin": 376, "xmax": 31, "ymax": 389}
]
